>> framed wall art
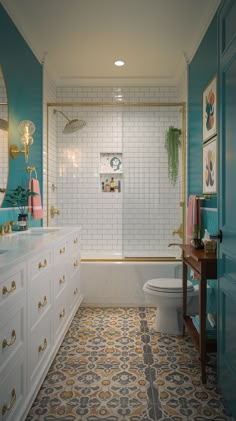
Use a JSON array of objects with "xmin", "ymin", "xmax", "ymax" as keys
[
  {"xmin": 202, "ymin": 136, "xmax": 217, "ymax": 194},
  {"xmin": 202, "ymin": 75, "xmax": 217, "ymax": 143}
]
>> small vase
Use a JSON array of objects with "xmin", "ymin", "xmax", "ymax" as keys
[{"xmin": 18, "ymin": 214, "xmax": 28, "ymax": 231}]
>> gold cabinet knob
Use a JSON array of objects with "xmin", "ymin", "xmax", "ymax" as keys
[
  {"xmin": 38, "ymin": 296, "xmax": 47, "ymax": 309},
  {"xmin": 38, "ymin": 259, "xmax": 47, "ymax": 269},
  {"xmin": 59, "ymin": 275, "xmax": 65, "ymax": 285},
  {"xmin": 74, "ymin": 238, "xmax": 78, "ymax": 244},
  {"xmin": 2, "ymin": 280, "xmax": 16, "ymax": 296},
  {"xmin": 59, "ymin": 308, "xmax": 65, "ymax": 319},
  {"xmin": 60, "ymin": 247, "xmax": 65, "ymax": 254},
  {"xmin": 2, "ymin": 388, "xmax": 16, "ymax": 416},
  {"xmin": 74, "ymin": 260, "xmax": 79, "ymax": 268},
  {"xmin": 2, "ymin": 329, "xmax": 16, "ymax": 349},
  {"xmin": 38, "ymin": 338, "xmax": 47, "ymax": 353}
]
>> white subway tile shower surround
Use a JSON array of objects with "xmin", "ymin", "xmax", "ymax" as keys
[{"xmin": 47, "ymin": 86, "xmax": 182, "ymax": 257}]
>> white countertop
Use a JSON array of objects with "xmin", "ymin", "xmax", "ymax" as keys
[{"xmin": 0, "ymin": 226, "xmax": 81, "ymax": 272}]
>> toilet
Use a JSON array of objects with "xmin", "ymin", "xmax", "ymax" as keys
[{"xmin": 143, "ymin": 278, "xmax": 198, "ymax": 335}]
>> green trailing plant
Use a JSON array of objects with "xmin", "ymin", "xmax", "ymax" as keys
[
  {"xmin": 5, "ymin": 185, "xmax": 37, "ymax": 215},
  {"xmin": 165, "ymin": 126, "xmax": 182, "ymax": 186}
]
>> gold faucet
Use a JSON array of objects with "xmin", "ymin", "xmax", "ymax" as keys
[
  {"xmin": 172, "ymin": 223, "xmax": 183, "ymax": 239},
  {"xmin": 3, "ymin": 221, "xmax": 14, "ymax": 234},
  {"xmin": 50, "ymin": 206, "xmax": 60, "ymax": 219}
]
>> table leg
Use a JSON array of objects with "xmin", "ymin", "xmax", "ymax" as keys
[{"xmin": 199, "ymin": 274, "xmax": 207, "ymax": 383}]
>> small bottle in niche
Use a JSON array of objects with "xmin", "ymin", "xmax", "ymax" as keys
[
  {"xmin": 105, "ymin": 179, "xmax": 110, "ymax": 192},
  {"xmin": 110, "ymin": 177, "xmax": 115, "ymax": 192},
  {"xmin": 118, "ymin": 180, "xmax": 121, "ymax": 192},
  {"xmin": 101, "ymin": 181, "xmax": 105, "ymax": 192}
]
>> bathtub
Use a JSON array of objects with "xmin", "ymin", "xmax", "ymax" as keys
[{"xmin": 80, "ymin": 254, "xmax": 182, "ymax": 307}]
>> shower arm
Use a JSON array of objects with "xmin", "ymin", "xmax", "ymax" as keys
[{"xmin": 54, "ymin": 109, "xmax": 70, "ymax": 122}]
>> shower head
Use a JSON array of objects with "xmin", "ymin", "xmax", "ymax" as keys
[
  {"xmin": 0, "ymin": 118, "xmax": 8, "ymax": 131},
  {"xmin": 54, "ymin": 109, "xmax": 86, "ymax": 134}
]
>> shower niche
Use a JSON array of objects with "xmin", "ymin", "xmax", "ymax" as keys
[{"xmin": 100, "ymin": 153, "xmax": 122, "ymax": 193}]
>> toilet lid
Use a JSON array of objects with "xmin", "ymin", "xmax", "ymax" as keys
[{"xmin": 146, "ymin": 278, "xmax": 194, "ymax": 293}]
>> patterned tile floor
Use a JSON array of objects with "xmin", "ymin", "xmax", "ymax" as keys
[{"xmin": 26, "ymin": 307, "xmax": 233, "ymax": 421}]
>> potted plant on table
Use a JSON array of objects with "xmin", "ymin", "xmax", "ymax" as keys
[{"xmin": 6, "ymin": 186, "xmax": 37, "ymax": 231}]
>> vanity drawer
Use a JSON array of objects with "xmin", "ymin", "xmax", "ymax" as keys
[
  {"xmin": 0, "ymin": 263, "xmax": 26, "ymax": 311},
  {"xmin": 68, "ymin": 232, "xmax": 80, "ymax": 253},
  {"xmin": 54, "ymin": 268, "xmax": 68, "ymax": 299},
  {"xmin": 54, "ymin": 291, "xmax": 69, "ymax": 339},
  {"xmin": 28, "ymin": 312, "xmax": 53, "ymax": 387},
  {"xmin": 67, "ymin": 252, "xmax": 81, "ymax": 279},
  {"xmin": 0, "ymin": 350, "xmax": 26, "ymax": 421},
  {"xmin": 54, "ymin": 239, "xmax": 69, "ymax": 264},
  {"xmin": 0, "ymin": 301, "xmax": 25, "ymax": 371},
  {"xmin": 68, "ymin": 271, "xmax": 82, "ymax": 312},
  {"xmin": 29, "ymin": 250, "xmax": 52, "ymax": 281},
  {"xmin": 29, "ymin": 275, "xmax": 52, "ymax": 329}
]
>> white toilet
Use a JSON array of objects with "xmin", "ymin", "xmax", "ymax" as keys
[{"xmin": 143, "ymin": 278, "xmax": 198, "ymax": 335}]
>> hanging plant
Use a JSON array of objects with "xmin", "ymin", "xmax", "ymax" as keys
[{"xmin": 165, "ymin": 126, "xmax": 182, "ymax": 186}]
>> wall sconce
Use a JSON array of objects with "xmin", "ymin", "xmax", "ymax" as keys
[{"xmin": 10, "ymin": 120, "xmax": 35, "ymax": 163}]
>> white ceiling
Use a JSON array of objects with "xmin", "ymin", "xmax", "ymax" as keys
[{"xmin": 1, "ymin": 0, "xmax": 220, "ymax": 86}]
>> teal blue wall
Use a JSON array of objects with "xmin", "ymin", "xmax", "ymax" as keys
[
  {"xmin": 188, "ymin": 14, "xmax": 218, "ymax": 235},
  {"xmin": 0, "ymin": 4, "xmax": 42, "ymax": 227},
  {"xmin": 188, "ymin": 12, "xmax": 219, "ymax": 314}
]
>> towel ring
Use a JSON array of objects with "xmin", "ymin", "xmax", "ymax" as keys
[{"xmin": 26, "ymin": 166, "xmax": 37, "ymax": 180}]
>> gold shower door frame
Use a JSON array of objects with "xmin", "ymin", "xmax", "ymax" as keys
[{"xmin": 46, "ymin": 102, "xmax": 186, "ymax": 262}]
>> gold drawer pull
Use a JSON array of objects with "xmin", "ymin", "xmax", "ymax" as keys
[
  {"xmin": 2, "ymin": 388, "xmax": 16, "ymax": 416},
  {"xmin": 38, "ymin": 259, "xmax": 47, "ymax": 269},
  {"xmin": 59, "ymin": 275, "xmax": 65, "ymax": 285},
  {"xmin": 59, "ymin": 308, "xmax": 65, "ymax": 319},
  {"xmin": 38, "ymin": 296, "xmax": 47, "ymax": 309},
  {"xmin": 60, "ymin": 247, "xmax": 65, "ymax": 254},
  {"xmin": 74, "ymin": 288, "xmax": 78, "ymax": 295},
  {"xmin": 2, "ymin": 280, "xmax": 16, "ymax": 296},
  {"xmin": 74, "ymin": 238, "xmax": 78, "ymax": 244},
  {"xmin": 74, "ymin": 260, "xmax": 79, "ymax": 268},
  {"xmin": 2, "ymin": 329, "xmax": 16, "ymax": 350},
  {"xmin": 38, "ymin": 338, "xmax": 47, "ymax": 353}
]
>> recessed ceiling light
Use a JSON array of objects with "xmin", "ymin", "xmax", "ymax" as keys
[{"xmin": 114, "ymin": 59, "xmax": 125, "ymax": 67}]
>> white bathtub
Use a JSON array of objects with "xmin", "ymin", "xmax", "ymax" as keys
[{"xmin": 80, "ymin": 258, "xmax": 182, "ymax": 307}]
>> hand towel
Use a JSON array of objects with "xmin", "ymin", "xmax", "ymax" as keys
[
  {"xmin": 28, "ymin": 178, "xmax": 43, "ymax": 220},
  {"xmin": 186, "ymin": 195, "xmax": 201, "ymax": 244}
]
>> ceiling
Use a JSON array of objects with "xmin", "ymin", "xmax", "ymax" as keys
[{"xmin": 1, "ymin": 0, "xmax": 220, "ymax": 86}]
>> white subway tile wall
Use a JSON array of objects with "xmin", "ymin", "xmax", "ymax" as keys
[{"xmin": 47, "ymin": 86, "xmax": 183, "ymax": 257}]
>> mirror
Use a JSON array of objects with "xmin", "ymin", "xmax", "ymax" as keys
[{"xmin": 0, "ymin": 66, "xmax": 8, "ymax": 206}]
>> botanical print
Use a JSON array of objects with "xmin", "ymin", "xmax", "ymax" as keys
[
  {"xmin": 203, "ymin": 136, "xmax": 217, "ymax": 194},
  {"xmin": 202, "ymin": 75, "xmax": 217, "ymax": 142}
]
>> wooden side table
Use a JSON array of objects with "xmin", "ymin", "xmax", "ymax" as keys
[{"xmin": 180, "ymin": 244, "xmax": 217, "ymax": 383}]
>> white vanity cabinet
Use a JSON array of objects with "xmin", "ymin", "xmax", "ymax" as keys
[
  {"xmin": 0, "ymin": 263, "xmax": 27, "ymax": 421},
  {"xmin": 0, "ymin": 227, "xmax": 82, "ymax": 421}
]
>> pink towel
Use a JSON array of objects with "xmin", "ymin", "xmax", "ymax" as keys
[
  {"xmin": 28, "ymin": 178, "xmax": 43, "ymax": 220},
  {"xmin": 186, "ymin": 195, "xmax": 201, "ymax": 244}
]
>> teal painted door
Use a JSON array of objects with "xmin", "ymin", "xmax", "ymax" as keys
[{"xmin": 218, "ymin": 0, "xmax": 236, "ymax": 417}]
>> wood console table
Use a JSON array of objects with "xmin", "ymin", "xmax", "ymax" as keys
[{"xmin": 181, "ymin": 244, "xmax": 217, "ymax": 383}]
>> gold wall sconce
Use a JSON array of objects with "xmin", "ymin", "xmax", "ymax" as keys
[{"xmin": 10, "ymin": 120, "xmax": 35, "ymax": 163}]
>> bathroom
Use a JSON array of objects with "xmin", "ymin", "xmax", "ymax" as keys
[{"xmin": 0, "ymin": 1, "xmax": 236, "ymax": 420}]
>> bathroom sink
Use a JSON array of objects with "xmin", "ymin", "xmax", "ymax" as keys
[{"xmin": 23, "ymin": 228, "xmax": 60, "ymax": 236}]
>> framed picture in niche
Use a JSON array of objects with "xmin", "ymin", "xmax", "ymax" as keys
[
  {"xmin": 202, "ymin": 75, "xmax": 217, "ymax": 143},
  {"xmin": 202, "ymin": 136, "xmax": 217, "ymax": 194}
]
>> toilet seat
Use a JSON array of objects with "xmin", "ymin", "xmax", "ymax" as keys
[{"xmin": 145, "ymin": 278, "xmax": 194, "ymax": 293}]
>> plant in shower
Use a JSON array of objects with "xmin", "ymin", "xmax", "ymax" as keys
[{"xmin": 165, "ymin": 126, "xmax": 182, "ymax": 186}]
